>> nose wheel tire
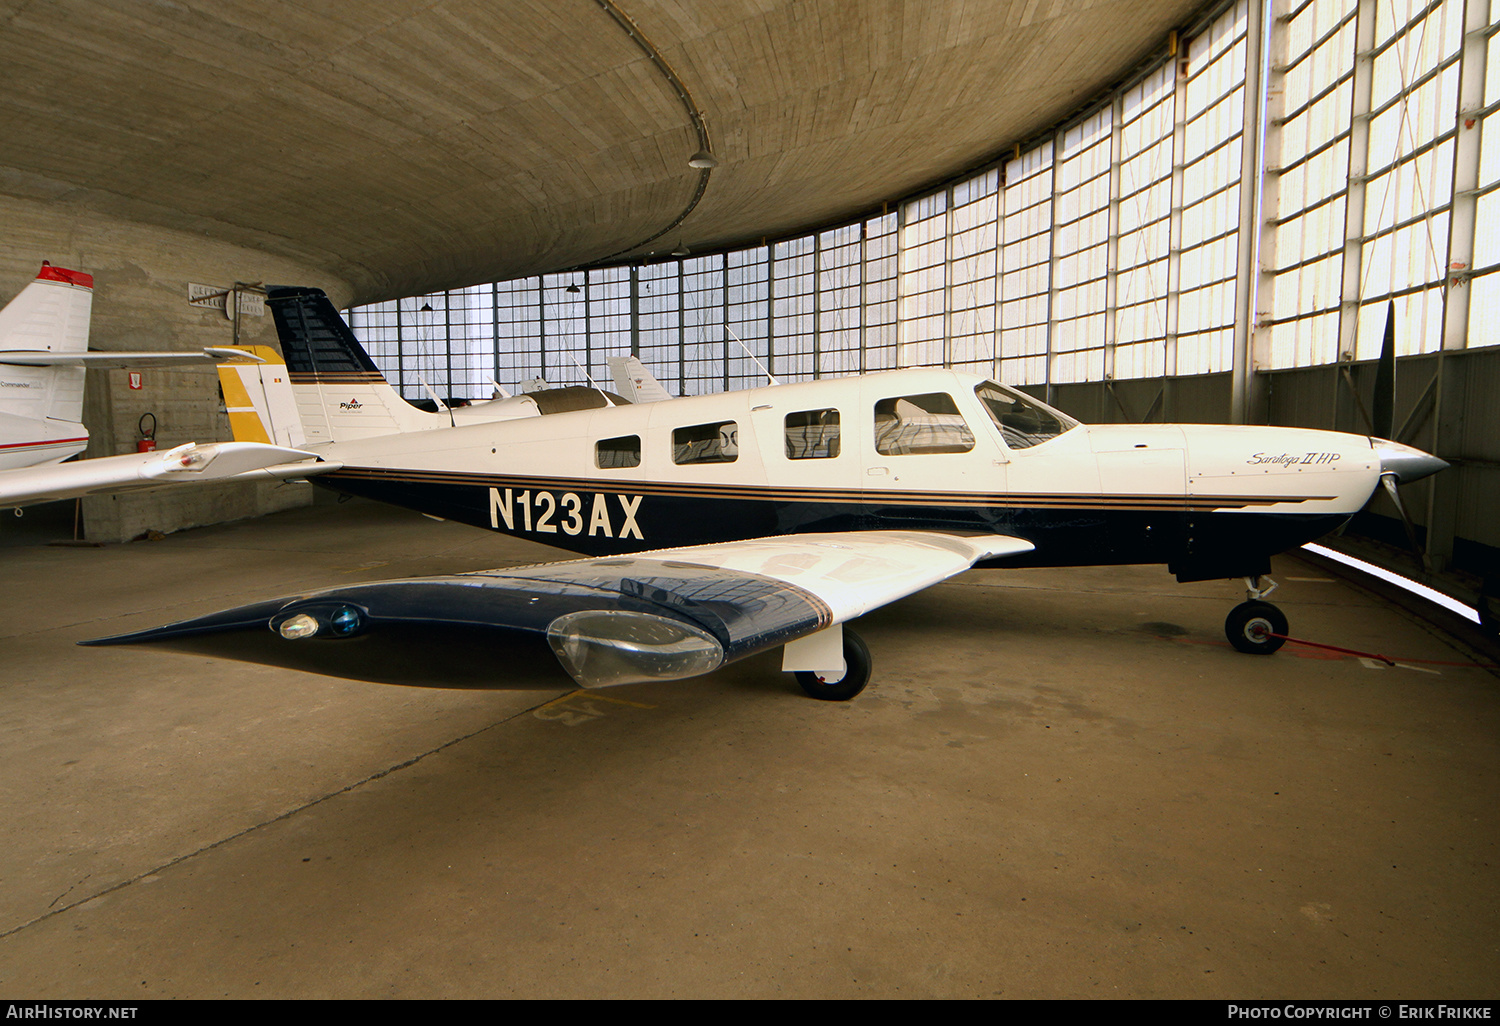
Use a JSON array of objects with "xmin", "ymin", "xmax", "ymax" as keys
[
  {"xmin": 795, "ymin": 629, "xmax": 872, "ymax": 701},
  {"xmin": 1225, "ymin": 600, "xmax": 1288, "ymax": 655}
]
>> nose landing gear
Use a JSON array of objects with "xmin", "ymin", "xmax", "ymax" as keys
[{"xmin": 1226, "ymin": 576, "xmax": 1288, "ymax": 655}]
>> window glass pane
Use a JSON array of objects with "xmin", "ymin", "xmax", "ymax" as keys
[
  {"xmin": 596, "ymin": 435, "xmax": 640, "ymax": 469},
  {"xmin": 784, "ymin": 409, "xmax": 841, "ymax": 459},
  {"xmin": 672, "ymin": 422, "xmax": 739, "ymax": 464},
  {"xmin": 873, "ymin": 393, "xmax": 974, "ymax": 455},
  {"xmin": 974, "ymin": 382, "xmax": 1075, "ymax": 449}
]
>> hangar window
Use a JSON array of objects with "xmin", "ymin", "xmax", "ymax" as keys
[
  {"xmin": 596, "ymin": 435, "xmax": 640, "ymax": 469},
  {"xmin": 672, "ymin": 422, "xmax": 738, "ymax": 465},
  {"xmin": 873, "ymin": 393, "xmax": 974, "ymax": 455},
  {"xmin": 974, "ymin": 382, "xmax": 1075, "ymax": 450},
  {"xmin": 784, "ymin": 409, "xmax": 840, "ymax": 459}
]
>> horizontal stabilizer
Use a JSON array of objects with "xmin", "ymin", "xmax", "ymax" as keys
[{"xmin": 0, "ymin": 347, "xmax": 265, "ymax": 368}]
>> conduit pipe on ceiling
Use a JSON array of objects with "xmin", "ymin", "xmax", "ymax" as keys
[{"xmin": 588, "ymin": 0, "xmax": 717, "ymax": 264}]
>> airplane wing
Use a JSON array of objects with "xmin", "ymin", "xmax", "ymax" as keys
[
  {"xmin": 0, "ymin": 441, "xmax": 338, "ymax": 508},
  {"xmin": 81, "ymin": 530, "xmax": 1034, "ymax": 695},
  {"xmin": 0, "ymin": 347, "xmax": 265, "ymax": 368}
]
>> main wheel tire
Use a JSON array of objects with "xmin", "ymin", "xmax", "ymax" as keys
[
  {"xmin": 795, "ymin": 629, "xmax": 872, "ymax": 701},
  {"xmin": 1225, "ymin": 600, "xmax": 1288, "ymax": 655}
]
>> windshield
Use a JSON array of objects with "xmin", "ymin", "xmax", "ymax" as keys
[{"xmin": 974, "ymin": 382, "xmax": 1078, "ymax": 449}]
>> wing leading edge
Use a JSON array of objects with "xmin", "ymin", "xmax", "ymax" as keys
[{"xmin": 82, "ymin": 529, "xmax": 1034, "ymax": 693}]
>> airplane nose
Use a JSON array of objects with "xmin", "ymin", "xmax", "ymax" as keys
[{"xmin": 1371, "ymin": 438, "xmax": 1448, "ymax": 484}]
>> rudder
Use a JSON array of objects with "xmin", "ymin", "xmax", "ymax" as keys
[{"xmin": 216, "ymin": 345, "xmax": 306, "ymax": 449}]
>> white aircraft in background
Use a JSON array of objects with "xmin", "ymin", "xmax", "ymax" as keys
[
  {"xmin": 85, "ymin": 285, "xmax": 1447, "ymax": 700},
  {"xmin": 609, "ymin": 355, "xmax": 674, "ymax": 403},
  {"xmin": 0, "ymin": 263, "xmax": 330, "ymax": 509}
]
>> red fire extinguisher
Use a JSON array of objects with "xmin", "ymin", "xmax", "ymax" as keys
[{"xmin": 137, "ymin": 411, "xmax": 157, "ymax": 453}]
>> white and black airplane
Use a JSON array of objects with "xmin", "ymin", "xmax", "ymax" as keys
[
  {"xmin": 0, "ymin": 263, "xmax": 328, "ymax": 508},
  {"xmin": 84, "ymin": 285, "xmax": 1448, "ymax": 700}
]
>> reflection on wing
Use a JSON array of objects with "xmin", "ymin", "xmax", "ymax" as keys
[{"xmin": 82, "ymin": 530, "xmax": 1034, "ymax": 691}]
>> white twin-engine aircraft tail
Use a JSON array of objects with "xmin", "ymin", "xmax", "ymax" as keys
[
  {"xmin": 0, "ymin": 262, "xmax": 96, "ymax": 470},
  {"xmin": 96, "ymin": 283, "xmax": 1448, "ymax": 701}
]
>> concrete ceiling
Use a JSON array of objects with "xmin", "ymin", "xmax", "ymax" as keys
[{"xmin": 0, "ymin": 0, "xmax": 1209, "ymax": 305}]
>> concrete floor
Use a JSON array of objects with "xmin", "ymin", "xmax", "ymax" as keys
[{"xmin": 1, "ymin": 497, "xmax": 1497, "ymax": 999}]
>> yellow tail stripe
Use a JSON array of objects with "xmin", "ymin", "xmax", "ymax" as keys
[{"xmin": 218, "ymin": 367, "xmax": 272, "ymax": 443}]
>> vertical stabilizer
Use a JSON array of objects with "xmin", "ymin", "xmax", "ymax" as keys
[
  {"xmin": 0, "ymin": 263, "xmax": 93, "ymax": 354},
  {"xmin": 0, "ymin": 263, "xmax": 94, "ymax": 468},
  {"xmin": 608, "ymin": 355, "xmax": 674, "ymax": 403},
  {"xmin": 265, "ymin": 286, "xmax": 450, "ymax": 444}
]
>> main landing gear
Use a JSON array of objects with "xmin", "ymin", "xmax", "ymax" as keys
[
  {"xmin": 793, "ymin": 628, "xmax": 873, "ymax": 701},
  {"xmin": 1225, "ymin": 576, "xmax": 1288, "ymax": 655}
]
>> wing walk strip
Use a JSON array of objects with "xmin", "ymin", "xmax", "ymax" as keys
[{"xmin": 323, "ymin": 467, "xmax": 1329, "ymax": 511}]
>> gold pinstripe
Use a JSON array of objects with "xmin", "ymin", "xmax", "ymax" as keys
[{"xmin": 322, "ymin": 466, "xmax": 1328, "ymax": 512}]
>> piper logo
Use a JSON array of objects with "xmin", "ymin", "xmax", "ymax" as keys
[{"xmin": 338, "ymin": 398, "xmax": 363, "ymax": 410}]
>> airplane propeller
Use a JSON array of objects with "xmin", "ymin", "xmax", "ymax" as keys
[
  {"xmin": 1373, "ymin": 300, "xmax": 1396, "ymax": 441},
  {"xmin": 1364, "ymin": 302, "xmax": 1446, "ymax": 573}
]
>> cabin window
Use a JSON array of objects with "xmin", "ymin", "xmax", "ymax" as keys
[
  {"xmin": 672, "ymin": 421, "xmax": 738, "ymax": 464},
  {"xmin": 596, "ymin": 435, "xmax": 641, "ymax": 469},
  {"xmin": 873, "ymin": 393, "xmax": 975, "ymax": 455},
  {"xmin": 784, "ymin": 409, "xmax": 840, "ymax": 459},
  {"xmin": 973, "ymin": 382, "xmax": 1074, "ymax": 449}
]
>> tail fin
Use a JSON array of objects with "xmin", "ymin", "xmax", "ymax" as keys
[
  {"xmin": 608, "ymin": 355, "xmax": 674, "ymax": 403},
  {"xmin": 0, "ymin": 262, "xmax": 92, "ymax": 355},
  {"xmin": 215, "ymin": 345, "xmax": 307, "ymax": 449},
  {"xmin": 265, "ymin": 285, "xmax": 450, "ymax": 444},
  {"xmin": 0, "ymin": 263, "xmax": 94, "ymax": 466}
]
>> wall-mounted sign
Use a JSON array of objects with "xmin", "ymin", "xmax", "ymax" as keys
[
  {"xmin": 128, "ymin": 372, "xmax": 142, "ymax": 390},
  {"xmin": 188, "ymin": 283, "xmax": 264, "ymax": 319}
]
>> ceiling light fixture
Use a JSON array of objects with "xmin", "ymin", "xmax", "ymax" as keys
[{"xmin": 688, "ymin": 150, "xmax": 718, "ymax": 169}]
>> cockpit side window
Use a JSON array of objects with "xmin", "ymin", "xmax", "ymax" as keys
[
  {"xmin": 873, "ymin": 393, "xmax": 975, "ymax": 455},
  {"xmin": 974, "ymin": 382, "xmax": 1075, "ymax": 449}
]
